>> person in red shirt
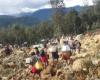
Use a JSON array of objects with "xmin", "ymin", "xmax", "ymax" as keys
[{"xmin": 40, "ymin": 49, "xmax": 48, "ymax": 68}]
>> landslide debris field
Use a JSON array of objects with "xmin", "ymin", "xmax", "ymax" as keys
[{"xmin": 0, "ymin": 33, "xmax": 100, "ymax": 80}]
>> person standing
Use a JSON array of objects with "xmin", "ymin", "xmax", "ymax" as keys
[
  {"xmin": 49, "ymin": 44, "xmax": 59, "ymax": 65},
  {"xmin": 61, "ymin": 41, "xmax": 72, "ymax": 64},
  {"xmin": 68, "ymin": 36, "xmax": 75, "ymax": 53},
  {"xmin": 74, "ymin": 40, "xmax": 81, "ymax": 54}
]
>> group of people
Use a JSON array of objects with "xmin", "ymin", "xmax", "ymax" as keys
[
  {"xmin": 24, "ymin": 36, "xmax": 81, "ymax": 76},
  {"xmin": 25, "ymin": 45, "xmax": 49, "ymax": 76},
  {"xmin": 62, "ymin": 36, "xmax": 81, "ymax": 54},
  {"xmin": 1, "ymin": 36, "xmax": 81, "ymax": 77}
]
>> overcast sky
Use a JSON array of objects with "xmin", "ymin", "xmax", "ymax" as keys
[{"xmin": 0, "ymin": 0, "xmax": 93, "ymax": 15}]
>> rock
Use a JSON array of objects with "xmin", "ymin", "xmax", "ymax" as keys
[
  {"xmin": 41, "ymin": 65, "xmax": 52, "ymax": 79},
  {"xmin": 7, "ymin": 62, "xmax": 16, "ymax": 68},
  {"xmin": 93, "ymin": 34, "xmax": 100, "ymax": 41},
  {"xmin": 72, "ymin": 58, "xmax": 92, "ymax": 72},
  {"xmin": 97, "ymin": 67, "xmax": 100, "ymax": 78},
  {"xmin": 16, "ymin": 50, "xmax": 25, "ymax": 54},
  {"xmin": 74, "ymin": 71, "xmax": 87, "ymax": 80},
  {"xmin": 64, "ymin": 73, "xmax": 73, "ymax": 80},
  {"xmin": 2, "ymin": 77, "xmax": 8, "ymax": 80},
  {"xmin": 92, "ymin": 58, "xmax": 100, "ymax": 65},
  {"xmin": 56, "ymin": 69, "xmax": 62, "ymax": 76},
  {"xmin": 75, "ymin": 34, "xmax": 84, "ymax": 41},
  {"xmin": 72, "ymin": 59, "xmax": 85, "ymax": 71}
]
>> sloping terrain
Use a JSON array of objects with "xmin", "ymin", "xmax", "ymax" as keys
[{"xmin": 0, "ymin": 32, "xmax": 100, "ymax": 80}]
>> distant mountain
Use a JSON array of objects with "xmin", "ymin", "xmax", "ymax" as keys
[
  {"xmin": 0, "ymin": 15, "xmax": 14, "ymax": 27},
  {"xmin": 0, "ymin": 6, "xmax": 82, "ymax": 27}
]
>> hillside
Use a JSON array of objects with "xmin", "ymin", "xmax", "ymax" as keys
[
  {"xmin": 0, "ymin": 32, "xmax": 100, "ymax": 80},
  {"xmin": 0, "ymin": 6, "xmax": 82, "ymax": 27}
]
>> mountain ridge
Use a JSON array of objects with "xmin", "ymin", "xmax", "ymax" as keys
[{"xmin": 0, "ymin": 6, "xmax": 82, "ymax": 27}]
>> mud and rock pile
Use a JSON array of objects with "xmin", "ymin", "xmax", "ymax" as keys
[{"xmin": 0, "ymin": 33, "xmax": 100, "ymax": 80}]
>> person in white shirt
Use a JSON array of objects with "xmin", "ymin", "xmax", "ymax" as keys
[
  {"xmin": 61, "ymin": 41, "xmax": 72, "ymax": 63},
  {"xmin": 68, "ymin": 36, "xmax": 75, "ymax": 53}
]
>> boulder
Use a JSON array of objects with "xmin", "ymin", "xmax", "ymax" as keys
[
  {"xmin": 72, "ymin": 58, "xmax": 92, "ymax": 72},
  {"xmin": 75, "ymin": 34, "xmax": 84, "ymax": 41}
]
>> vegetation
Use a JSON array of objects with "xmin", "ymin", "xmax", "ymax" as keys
[{"xmin": 0, "ymin": 0, "xmax": 100, "ymax": 45}]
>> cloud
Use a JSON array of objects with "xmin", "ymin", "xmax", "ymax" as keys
[
  {"xmin": 0, "ymin": 0, "xmax": 50, "ymax": 15},
  {"xmin": 0, "ymin": 0, "xmax": 93, "ymax": 15},
  {"xmin": 64, "ymin": 0, "xmax": 93, "ymax": 7}
]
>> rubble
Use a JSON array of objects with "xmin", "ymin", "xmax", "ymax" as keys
[{"xmin": 0, "ymin": 33, "xmax": 100, "ymax": 80}]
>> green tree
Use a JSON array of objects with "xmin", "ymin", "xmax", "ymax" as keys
[
  {"xmin": 52, "ymin": 11, "xmax": 65, "ymax": 37},
  {"xmin": 64, "ymin": 10, "xmax": 82, "ymax": 34}
]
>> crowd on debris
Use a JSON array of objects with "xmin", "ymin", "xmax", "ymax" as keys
[{"xmin": 0, "ymin": 33, "xmax": 100, "ymax": 80}]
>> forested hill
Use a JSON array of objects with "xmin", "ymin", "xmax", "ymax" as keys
[{"xmin": 0, "ymin": 6, "xmax": 82, "ymax": 27}]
